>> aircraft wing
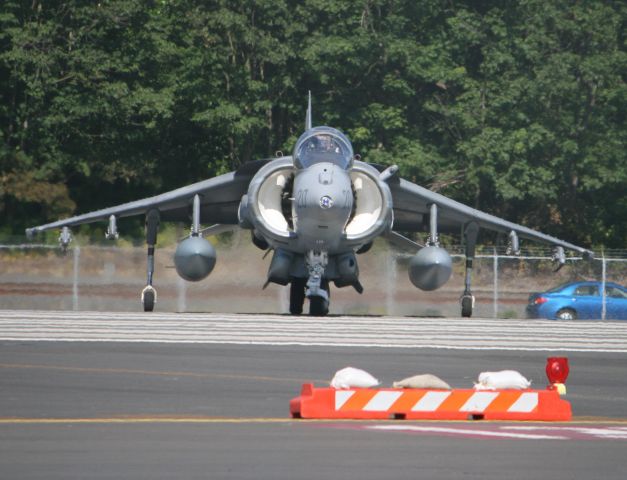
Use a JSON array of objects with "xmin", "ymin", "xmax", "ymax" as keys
[
  {"xmin": 26, "ymin": 159, "xmax": 272, "ymax": 236},
  {"xmin": 389, "ymin": 177, "xmax": 592, "ymax": 257}
]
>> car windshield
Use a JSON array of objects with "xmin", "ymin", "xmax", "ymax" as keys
[
  {"xmin": 607, "ymin": 286, "xmax": 627, "ymax": 299},
  {"xmin": 293, "ymin": 127, "xmax": 353, "ymax": 170}
]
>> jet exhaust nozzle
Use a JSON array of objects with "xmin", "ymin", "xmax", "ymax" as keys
[
  {"xmin": 174, "ymin": 236, "xmax": 216, "ymax": 282},
  {"xmin": 408, "ymin": 246, "xmax": 452, "ymax": 291}
]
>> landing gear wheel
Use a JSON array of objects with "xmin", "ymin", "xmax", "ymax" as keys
[
  {"xmin": 289, "ymin": 278, "xmax": 306, "ymax": 315},
  {"xmin": 309, "ymin": 280, "xmax": 330, "ymax": 316},
  {"xmin": 309, "ymin": 296, "xmax": 329, "ymax": 316},
  {"xmin": 556, "ymin": 308, "xmax": 576, "ymax": 321},
  {"xmin": 461, "ymin": 295, "xmax": 473, "ymax": 318},
  {"xmin": 142, "ymin": 286, "xmax": 156, "ymax": 312}
]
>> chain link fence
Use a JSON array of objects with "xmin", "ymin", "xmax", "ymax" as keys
[{"xmin": 1, "ymin": 232, "xmax": 625, "ymax": 318}]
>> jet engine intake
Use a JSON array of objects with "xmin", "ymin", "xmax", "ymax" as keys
[
  {"xmin": 252, "ymin": 167, "xmax": 293, "ymax": 236},
  {"xmin": 345, "ymin": 171, "xmax": 384, "ymax": 237},
  {"xmin": 342, "ymin": 162, "xmax": 394, "ymax": 248},
  {"xmin": 241, "ymin": 158, "xmax": 295, "ymax": 249},
  {"xmin": 174, "ymin": 236, "xmax": 216, "ymax": 282},
  {"xmin": 408, "ymin": 246, "xmax": 452, "ymax": 291}
]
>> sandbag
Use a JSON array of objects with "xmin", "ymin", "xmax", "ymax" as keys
[
  {"xmin": 392, "ymin": 374, "xmax": 451, "ymax": 390},
  {"xmin": 330, "ymin": 367, "xmax": 380, "ymax": 389},
  {"xmin": 474, "ymin": 370, "xmax": 531, "ymax": 390}
]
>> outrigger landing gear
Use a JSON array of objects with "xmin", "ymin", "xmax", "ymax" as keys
[
  {"xmin": 142, "ymin": 209, "xmax": 160, "ymax": 312},
  {"xmin": 141, "ymin": 285, "xmax": 156, "ymax": 312},
  {"xmin": 461, "ymin": 221, "xmax": 479, "ymax": 318}
]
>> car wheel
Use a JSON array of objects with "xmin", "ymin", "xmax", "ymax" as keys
[{"xmin": 556, "ymin": 308, "xmax": 576, "ymax": 321}]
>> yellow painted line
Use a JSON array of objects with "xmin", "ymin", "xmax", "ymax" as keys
[
  {"xmin": 0, "ymin": 417, "xmax": 298, "ymax": 425},
  {"xmin": 1, "ymin": 417, "xmax": 626, "ymax": 425},
  {"xmin": 0, "ymin": 363, "xmax": 325, "ymax": 384}
]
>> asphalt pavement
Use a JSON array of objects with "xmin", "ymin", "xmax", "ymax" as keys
[{"xmin": 1, "ymin": 311, "xmax": 627, "ymax": 479}]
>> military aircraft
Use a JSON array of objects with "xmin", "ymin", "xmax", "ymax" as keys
[{"xmin": 26, "ymin": 94, "xmax": 592, "ymax": 316}]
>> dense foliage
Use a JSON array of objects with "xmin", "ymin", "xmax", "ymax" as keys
[{"xmin": 1, "ymin": 0, "xmax": 625, "ymax": 247}]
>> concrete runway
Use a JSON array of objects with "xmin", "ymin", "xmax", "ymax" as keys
[{"xmin": 1, "ymin": 311, "xmax": 627, "ymax": 479}]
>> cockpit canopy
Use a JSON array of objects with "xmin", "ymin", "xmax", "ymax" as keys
[{"xmin": 293, "ymin": 126, "xmax": 354, "ymax": 170}]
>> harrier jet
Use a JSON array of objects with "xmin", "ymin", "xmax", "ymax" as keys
[{"xmin": 26, "ymin": 94, "xmax": 592, "ymax": 316}]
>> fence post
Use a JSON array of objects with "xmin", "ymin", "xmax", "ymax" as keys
[
  {"xmin": 177, "ymin": 274, "xmax": 187, "ymax": 313},
  {"xmin": 386, "ymin": 250, "xmax": 396, "ymax": 316},
  {"xmin": 493, "ymin": 247, "xmax": 498, "ymax": 319},
  {"xmin": 278, "ymin": 284, "xmax": 289, "ymax": 314},
  {"xmin": 72, "ymin": 246, "xmax": 80, "ymax": 311},
  {"xmin": 601, "ymin": 250, "xmax": 606, "ymax": 321}
]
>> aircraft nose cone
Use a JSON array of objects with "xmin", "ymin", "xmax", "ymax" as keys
[
  {"xmin": 292, "ymin": 162, "xmax": 354, "ymax": 251},
  {"xmin": 294, "ymin": 163, "xmax": 351, "ymax": 216}
]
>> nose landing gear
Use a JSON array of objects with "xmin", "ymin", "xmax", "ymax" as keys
[
  {"xmin": 308, "ymin": 279, "xmax": 330, "ymax": 316},
  {"xmin": 289, "ymin": 277, "xmax": 330, "ymax": 316},
  {"xmin": 305, "ymin": 250, "xmax": 329, "ymax": 316},
  {"xmin": 288, "ymin": 250, "xmax": 332, "ymax": 316}
]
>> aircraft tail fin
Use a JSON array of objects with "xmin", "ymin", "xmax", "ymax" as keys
[{"xmin": 305, "ymin": 91, "xmax": 312, "ymax": 130}]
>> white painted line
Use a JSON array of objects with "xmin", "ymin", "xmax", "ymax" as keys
[
  {"xmin": 502, "ymin": 426, "xmax": 627, "ymax": 439},
  {"xmin": 368, "ymin": 425, "xmax": 567, "ymax": 440},
  {"xmin": 2, "ymin": 311, "xmax": 627, "ymax": 352}
]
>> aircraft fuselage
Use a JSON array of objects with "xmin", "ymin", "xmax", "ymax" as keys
[{"xmin": 237, "ymin": 126, "xmax": 395, "ymax": 313}]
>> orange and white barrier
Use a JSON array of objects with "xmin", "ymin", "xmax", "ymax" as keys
[{"xmin": 290, "ymin": 384, "xmax": 572, "ymax": 421}]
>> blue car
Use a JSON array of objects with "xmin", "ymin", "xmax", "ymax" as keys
[{"xmin": 527, "ymin": 281, "xmax": 627, "ymax": 320}]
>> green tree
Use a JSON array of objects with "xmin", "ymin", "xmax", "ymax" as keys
[{"xmin": 0, "ymin": 0, "xmax": 624, "ymax": 247}]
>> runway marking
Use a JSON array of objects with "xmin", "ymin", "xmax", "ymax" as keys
[
  {"xmin": 2, "ymin": 310, "xmax": 627, "ymax": 352},
  {"xmin": 0, "ymin": 363, "xmax": 323, "ymax": 384},
  {"xmin": 365, "ymin": 424, "xmax": 627, "ymax": 441},
  {"xmin": 0, "ymin": 417, "xmax": 298, "ymax": 424},
  {"xmin": 369, "ymin": 425, "xmax": 568, "ymax": 440},
  {"xmin": 502, "ymin": 425, "xmax": 627, "ymax": 439},
  {"xmin": 1, "ymin": 417, "xmax": 625, "ymax": 425}
]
